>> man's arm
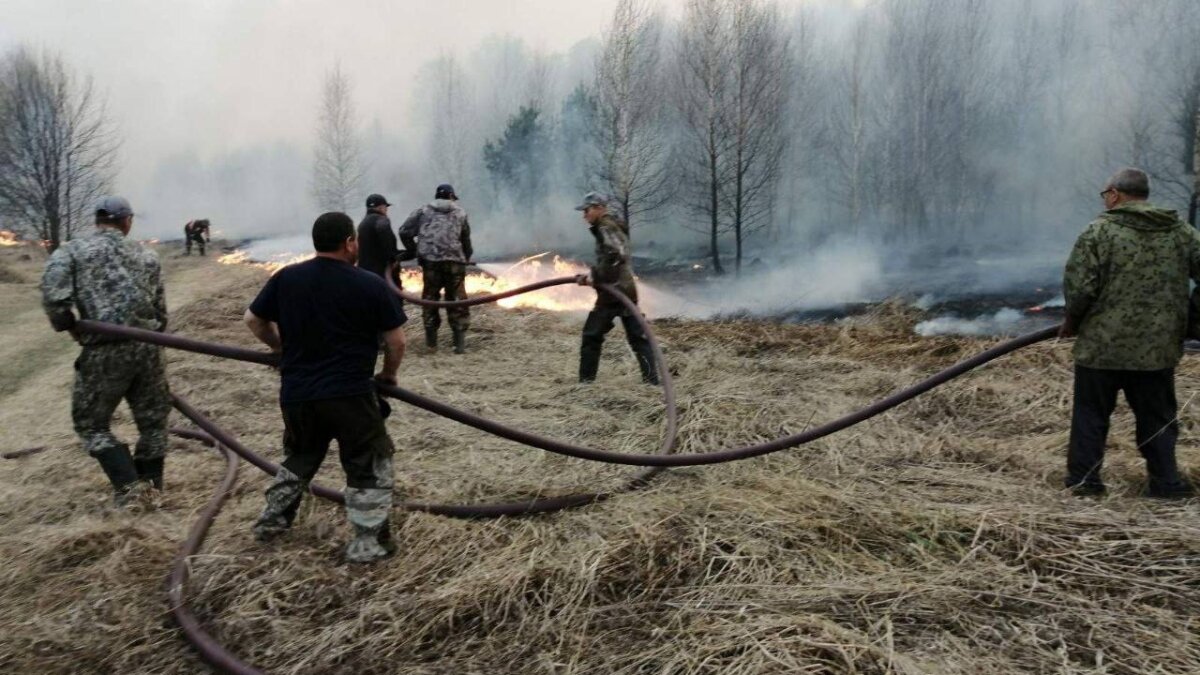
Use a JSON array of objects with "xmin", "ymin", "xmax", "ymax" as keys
[
  {"xmin": 376, "ymin": 326, "xmax": 406, "ymax": 383},
  {"xmin": 592, "ymin": 224, "xmax": 629, "ymax": 284},
  {"xmin": 153, "ymin": 264, "xmax": 168, "ymax": 331},
  {"xmin": 243, "ymin": 308, "xmax": 282, "ymax": 352},
  {"xmin": 398, "ymin": 209, "xmax": 421, "ymax": 257},
  {"xmin": 1061, "ymin": 225, "xmax": 1102, "ymax": 338},
  {"xmin": 460, "ymin": 216, "xmax": 473, "ymax": 262},
  {"xmin": 40, "ymin": 247, "xmax": 77, "ymax": 332}
]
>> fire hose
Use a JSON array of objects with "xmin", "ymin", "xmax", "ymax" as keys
[{"xmin": 54, "ymin": 272, "xmax": 1057, "ymax": 674}]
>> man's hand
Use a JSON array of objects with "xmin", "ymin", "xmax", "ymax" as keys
[
  {"xmin": 577, "ymin": 272, "xmax": 592, "ymax": 286},
  {"xmin": 48, "ymin": 310, "xmax": 76, "ymax": 332},
  {"xmin": 374, "ymin": 372, "xmax": 397, "ymax": 386}
]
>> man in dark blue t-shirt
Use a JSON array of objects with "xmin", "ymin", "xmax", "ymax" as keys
[{"xmin": 244, "ymin": 211, "xmax": 408, "ymax": 563}]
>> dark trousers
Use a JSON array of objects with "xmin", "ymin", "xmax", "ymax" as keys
[
  {"xmin": 1067, "ymin": 365, "xmax": 1183, "ymax": 489},
  {"xmin": 280, "ymin": 393, "xmax": 394, "ymax": 489},
  {"xmin": 580, "ymin": 303, "xmax": 658, "ymax": 383},
  {"xmin": 255, "ymin": 392, "xmax": 395, "ymax": 537},
  {"xmin": 421, "ymin": 261, "xmax": 469, "ymax": 331}
]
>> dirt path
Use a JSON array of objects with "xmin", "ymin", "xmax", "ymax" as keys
[{"xmin": 0, "ymin": 249, "xmax": 257, "ymax": 452}]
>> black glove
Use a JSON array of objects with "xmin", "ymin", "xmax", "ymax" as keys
[
  {"xmin": 49, "ymin": 311, "xmax": 77, "ymax": 332},
  {"xmin": 396, "ymin": 250, "xmax": 416, "ymax": 262}
]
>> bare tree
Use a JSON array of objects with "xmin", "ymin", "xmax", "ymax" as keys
[
  {"xmin": 0, "ymin": 47, "xmax": 116, "ymax": 252},
  {"xmin": 675, "ymin": 0, "xmax": 732, "ymax": 274},
  {"xmin": 426, "ymin": 55, "xmax": 474, "ymax": 188},
  {"xmin": 724, "ymin": 0, "xmax": 791, "ymax": 274},
  {"xmin": 592, "ymin": 0, "xmax": 671, "ymax": 227},
  {"xmin": 1191, "ymin": 102, "xmax": 1199, "ymax": 227},
  {"xmin": 311, "ymin": 63, "xmax": 365, "ymax": 212}
]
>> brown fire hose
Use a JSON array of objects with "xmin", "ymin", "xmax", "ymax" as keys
[{"xmin": 66, "ymin": 270, "xmax": 1056, "ymax": 674}]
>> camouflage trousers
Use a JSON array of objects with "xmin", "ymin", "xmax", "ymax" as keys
[
  {"xmin": 72, "ymin": 342, "xmax": 171, "ymax": 459},
  {"xmin": 253, "ymin": 393, "xmax": 397, "ymax": 562},
  {"xmin": 421, "ymin": 261, "xmax": 469, "ymax": 331}
]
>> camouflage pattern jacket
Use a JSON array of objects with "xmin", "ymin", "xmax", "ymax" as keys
[
  {"xmin": 398, "ymin": 200, "xmax": 473, "ymax": 263},
  {"xmin": 1064, "ymin": 201, "xmax": 1200, "ymax": 370},
  {"xmin": 41, "ymin": 227, "xmax": 168, "ymax": 345},
  {"xmin": 590, "ymin": 214, "xmax": 639, "ymax": 307}
]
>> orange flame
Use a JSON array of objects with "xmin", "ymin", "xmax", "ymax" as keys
[
  {"xmin": 0, "ymin": 230, "xmax": 21, "ymax": 247},
  {"xmin": 217, "ymin": 249, "xmax": 596, "ymax": 311}
]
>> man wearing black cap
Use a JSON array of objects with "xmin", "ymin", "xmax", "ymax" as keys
[
  {"xmin": 244, "ymin": 211, "xmax": 408, "ymax": 563},
  {"xmin": 399, "ymin": 183, "xmax": 474, "ymax": 353},
  {"xmin": 357, "ymin": 194, "xmax": 409, "ymax": 284},
  {"xmin": 40, "ymin": 196, "xmax": 172, "ymax": 505}
]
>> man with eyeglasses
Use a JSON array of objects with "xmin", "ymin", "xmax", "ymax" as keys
[{"xmin": 1060, "ymin": 168, "xmax": 1199, "ymax": 499}]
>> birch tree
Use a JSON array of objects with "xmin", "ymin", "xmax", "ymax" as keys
[
  {"xmin": 311, "ymin": 63, "xmax": 365, "ymax": 212},
  {"xmin": 592, "ymin": 0, "xmax": 671, "ymax": 227}
]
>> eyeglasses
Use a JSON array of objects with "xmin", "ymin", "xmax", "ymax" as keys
[{"xmin": 1100, "ymin": 188, "xmax": 1116, "ymax": 198}]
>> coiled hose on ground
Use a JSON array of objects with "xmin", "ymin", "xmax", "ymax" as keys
[{"xmin": 51, "ymin": 274, "xmax": 1056, "ymax": 674}]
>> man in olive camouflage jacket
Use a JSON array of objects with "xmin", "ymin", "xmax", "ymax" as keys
[
  {"xmin": 1061, "ymin": 168, "xmax": 1199, "ymax": 498},
  {"xmin": 575, "ymin": 192, "xmax": 657, "ymax": 385},
  {"xmin": 41, "ymin": 196, "xmax": 171, "ymax": 505},
  {"xmin": 399, "ymin": 183, "xmax": 474, "ymax": 354}
]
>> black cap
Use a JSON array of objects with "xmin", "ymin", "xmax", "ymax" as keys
[
  {"xmin": 366, "ymin": 194, "xmax": 391, "ymax": 208},
  {"xmin": 435, "ymin": 183, "xmax": 456, "ymax": 199}
]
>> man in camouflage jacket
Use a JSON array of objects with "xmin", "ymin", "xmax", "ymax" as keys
[
  {"xmin": 399, "ymin": 183, "xmax": 474, "ymax": 353},
  {"xmin": 575, "ymin": 192, "xmax": 657, "ymax": 384},
  {"xmin": 1061, "ymin": 168, "xmax": 1199, "ymax": 498},
  {"xmin": 41, "ymin": 196, "xmax": 171, "ymax": 505}
]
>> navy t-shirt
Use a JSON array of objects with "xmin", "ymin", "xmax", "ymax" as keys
[{"xmin": 249, "ymin": 256, "xmax": 407, "ymax": 404}]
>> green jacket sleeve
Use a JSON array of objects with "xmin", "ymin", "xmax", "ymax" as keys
[
  {"xmin": 592, "ymin": 223, "xmax": 629, "ymax": 284},
  {"xmin": 1063, "ymin": 224, "xmax": 1103, "ymax": 324}
]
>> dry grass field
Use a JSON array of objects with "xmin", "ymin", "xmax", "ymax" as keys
[{"xmin": 0, "ymin": 243, "xmax": 1197, "ymax": 674}]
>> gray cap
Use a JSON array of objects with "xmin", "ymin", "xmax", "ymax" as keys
[
  {"xmin": 574, "ymin": 191, "xmax": 609, "ymax": 211},
  {"xmin": 95, "ymin": 195, "xmax": 134, "ymax": 219}
]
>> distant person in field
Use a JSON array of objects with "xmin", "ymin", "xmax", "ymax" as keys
[
  {"xmin": 244, "ymin": 212, "xmax": 408, "ymax": 563},
  {"xmin": 1060, "ymin": 168, "xmax": 1199, "ymax": 498},
  {"xmin": 574, "ymin": 192, "xmax": 657, "ymax": 385},
  {"xmin": 399, "ymin": 183, "xmax": 474, "ymax": 354},
  {"xmin": 183, "ymin": 219, "xmax": 210, "ymax": 256},
  {"xmin": 40, "ymin": 196, "xmax": 170, "ymax": 505}
]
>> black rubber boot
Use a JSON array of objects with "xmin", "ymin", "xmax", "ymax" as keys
[
  {"xmin": 579, "ymin": 349, "xmax": 600, "ymax": 383},
  {"xmin": 135, "ymin": 457, "xmax": 164, "ymax": 490},
  {"xmin": 94, "ymin": 445, "xmax": 138, "ymax": 502},
  {"xmin": 452, "ymin": 329, "xmax": 466, "ymax": 354},
  {"xmin": 425, "ymin": 326, "xmax": 438, "ymax": 349}
]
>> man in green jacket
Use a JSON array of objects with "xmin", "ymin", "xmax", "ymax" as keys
[{"xmin": 1061, "ymin": 168, "xmax": 1198, "ymax": 498}]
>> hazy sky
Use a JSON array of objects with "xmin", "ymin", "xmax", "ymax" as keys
[{"xmin": 0, "ymin": 0, "xmax": 844, "ymax": 236}]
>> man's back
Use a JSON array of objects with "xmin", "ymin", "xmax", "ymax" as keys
[
  {"xmin": 249, "ymin": 257, "xmax": 405, "ymax": 403},
  {"xmin": 399, "ymin": 200, "xmax": 470, "ymax": 262},
  {"xmin": 356, "ymin": 212, "xmax": 397, "ymax": 277},
  {"xmin": 41, "ymin": 228, "xmax": 165, "ymax": 342},
  {"xmin": 1065, "ymin": 202, "xmax": 1200, "ymax": 370}
]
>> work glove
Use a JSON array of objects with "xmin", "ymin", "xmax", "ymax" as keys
[{"xmin": 48, "ymin": 311, "xmax": 77, "ymax": 332}]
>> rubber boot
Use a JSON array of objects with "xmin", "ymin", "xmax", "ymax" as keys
[
  {"xmin": 344, "ymin": 487, "xmax": 393, "ymax": 563},
  {"xmin": 94, "ymin": 445, "xmax": 139, "ymax": 505},
  {"xmin": 633, "ymin": 344, "xmax": 659, "ymax": 385},
  {"xmin": 134, "ymin": 456, "xmax": 164, "ymax": 491},
  {"xmin": 452, "ymin": 328, "xmax": 466, "ymax": 354},
  {"xmin": 425, "ymin": 326, "xmax": 438, "ymax": 349},
  {"xmin": 579, "ymin": 347, "xmax": 601, "ymax": 383}
]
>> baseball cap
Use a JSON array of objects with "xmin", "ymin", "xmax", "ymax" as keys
[
  {"xmin": 365, "ymin": 194, "xmax": 391, "ymax": 208},
  {"xmin": 574, "ymin": 191, "xmax": 609, "ymax": 211},
  {"xmin": 95, "ymin": 195, "xmax": 134, "ymax": 219},
  {"xmin": 435, "ymin": 183, "xmax": 456, "ymax": 199}
]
